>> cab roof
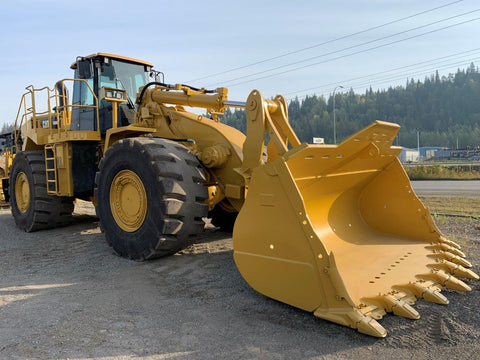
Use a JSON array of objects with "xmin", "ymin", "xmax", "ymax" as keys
[{"xmin": 70, "ymin": 53, "xmax": 153, "ymax": 69}]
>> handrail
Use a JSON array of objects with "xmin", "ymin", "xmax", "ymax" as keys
[{"xmin": 11, "ymin": 79, "xmax": 100, "ymax": 148}]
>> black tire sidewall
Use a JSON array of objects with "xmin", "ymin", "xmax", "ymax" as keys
[
  {"xmin": 96, "ymin": 141, "xmax": 163, "ymax": 258},
  {"xmin": 9, "ymin": 153, "xmax": 35, "ymax": 230}
]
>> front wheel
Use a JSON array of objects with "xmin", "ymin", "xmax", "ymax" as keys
[{"xmin": 94, "ymin": 137, "xmax": 209, "ymax": 260}]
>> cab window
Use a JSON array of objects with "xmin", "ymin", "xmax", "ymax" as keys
[{"xmin": 98, "ymin": 60, "xmax": 149, "ymax": 104}]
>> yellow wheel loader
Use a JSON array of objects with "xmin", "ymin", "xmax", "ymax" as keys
[
  {"xmin": 0, "ymin": 133, "xmax": 13, "ymax": 203},
  {"xmin": 0, "ymin": 163, "xmax": 4, "ymax": 203},
  {"xmin": 0, "ymin": 53, "xmax": 477, "ymax": 337}
]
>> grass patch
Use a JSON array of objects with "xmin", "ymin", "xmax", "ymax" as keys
[
  {"xmin": 419, "ymin": 196, "xmax": 480, "ymax": 218},
  {"xmin": 405, "ymin": 164, "xmax": 480, "ymax": 180}
]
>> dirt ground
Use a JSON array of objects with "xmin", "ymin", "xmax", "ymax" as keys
[{"xmin": 0, "ymin": 201, "xmax": 478, "ymax": 360}]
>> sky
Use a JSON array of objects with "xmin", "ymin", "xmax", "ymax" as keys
[{"xmin": 0, "ymin": 0, "xmax": 479, "ymax": 127}]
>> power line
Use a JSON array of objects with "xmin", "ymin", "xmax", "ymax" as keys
[
  {"xmin": 283, "ymin": 47, "xmax": 480, "ymax": 96},
  {"xmin": 212, "ymin": 9, "xmax": 480, "ymax": 87},
  {"xmin": 187, "ymin": 0, "xmax": 465, "ymax": 83},
  {"xmin": 224, "ymin": 16, "xmax": 480, "ymax": 88}
]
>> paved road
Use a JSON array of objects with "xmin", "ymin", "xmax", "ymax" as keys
[{"xmin": 411, "ymin": 180, "xmax": 480, "ymax": 198}]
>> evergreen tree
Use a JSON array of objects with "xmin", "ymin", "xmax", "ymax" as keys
[
  {"xmin": 1, "ymin": 123, "xmax": 13, "ymax": 134},
  {"xmin": 220, "ymin": 65, "xmax": 480, "ymax": 149}
]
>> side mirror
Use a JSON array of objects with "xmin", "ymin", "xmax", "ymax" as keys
[
  {"xmin": 77, "ymin": 59, "xmax": 92, "ymax": 79},
  {"xmin": 149, "ymin": 70, "xmax": 165, "ymax": 83}
]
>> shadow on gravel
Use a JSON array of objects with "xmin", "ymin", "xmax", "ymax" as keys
[{"xmin": 71, "ymin": 213, "xmax": 99, "ymax": 225}]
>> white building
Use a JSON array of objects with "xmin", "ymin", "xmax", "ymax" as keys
[{"xmin": 399, "ymin": 147, "xmax": 419, "ymax": 163}]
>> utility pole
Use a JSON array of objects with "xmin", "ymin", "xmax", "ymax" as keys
[{"xmin": 417, "ymin": 130, "xmax": 420, "ymax": 161}]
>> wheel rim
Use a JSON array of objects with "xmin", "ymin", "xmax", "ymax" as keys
[
  {"xmin": 15, "ymin": 172, "xmax": 30, "ymax": 213},
  {"xmin": 110, "ymin": 170, "xmax": 147, "ymax": 232}
]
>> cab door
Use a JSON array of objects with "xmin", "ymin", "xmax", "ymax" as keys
[{"xmin": 70, "ymin": 69, "xmax": 96, "ymax": 131}]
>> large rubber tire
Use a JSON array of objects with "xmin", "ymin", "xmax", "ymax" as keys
[
  {"xmin": 94, "ymin": 137, "xmax": 209, "ymax": 260},
  {"xmin": 9, "ymin": 151, "xmax": 74, "ymax": 232},
  {"xmin": 209, "ymin": 201, "xmax": 238, "ymax": 232}
]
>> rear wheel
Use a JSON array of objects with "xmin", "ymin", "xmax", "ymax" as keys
[
  {"xmin": 9, "ymin": 151, "xmax": 74, "ymax": 231},
  {"xmin": 94, "ymin": 137, "xmax": 209, "ymax": 260}
]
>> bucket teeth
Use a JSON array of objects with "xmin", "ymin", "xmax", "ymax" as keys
[
  {"xmin": 428, "ymin": 251, "xmax": 473, "ymax": 268},
  {"xmin": 396, "ymin": 282, "xmax": 449, "ymax": 305},
  {"xmin": 363, "ymin": 294, "xmax": 420, "ymax": 320},
  {"xmin": 348, "ymin": 309, "xmax": 388, "ymax": 338},
  {"xmin": 439, "ymin": 236, "xmax": 461, "ymax": 250},
  {"xmin": 314, "ymin": 308, "xmax": 387, "ymax": 337},
  {"xmin": 420, "ymin": 270, "xmax": 472, "ymax": 292},
  {"xmin": 444, "ymin": 276, "xmax": 472, "ymax": 292},
  {"xmin": 457, "ymin": 267, "xmax": 480, "ymax": 280},
  {"xmin": 427, "ymin": 244, "xmax": 466, "ymax": 258},
  {"xmin": 383, "ymin": 294, "xmax": 420, "ymax": 319},
  {"xmin": 419, "ymin": 286, "xmax": 450, "ymax": 305},
  {"xmin": 429, "ymin": 260, "xmax": 480, "ymax": 280},
  {"xmin": 356, "ymin": 316, "xmax": 387, "ymax": 338},
  {"xmin": 422, "ymin": 288, "xmax": 449, "ymax": 305}
]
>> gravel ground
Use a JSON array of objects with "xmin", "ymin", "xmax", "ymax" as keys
[{"xmin": 0, "ymin": 201, "xmax": 478, "ymax": 360}]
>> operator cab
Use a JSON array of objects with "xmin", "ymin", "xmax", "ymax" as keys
[{"xmin": 70, "ymin": 53, "xmax": 155, "ymax": 134}]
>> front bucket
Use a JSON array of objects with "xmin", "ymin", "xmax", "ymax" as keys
[{"xmin": 233, "ymin": 121, "xmax": 478, "ymax": 337}]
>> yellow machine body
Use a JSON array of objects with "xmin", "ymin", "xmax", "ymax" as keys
[
  {"xmin": 1, "ymin": 54, "xmax": 477, "ymax": 337},
  {"xmin": 0, "ymin": 156, "xmax": 5, "ymax": 201},
  {"xmin": 0, "ymin": 148, "xmax": 14, "ymax": 202}
]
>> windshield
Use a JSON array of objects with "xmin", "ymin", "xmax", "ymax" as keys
[{"xmin": 98, "ymin": 59, "xmax": 149, "ymax": 103}]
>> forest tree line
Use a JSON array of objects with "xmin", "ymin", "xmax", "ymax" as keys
[{"xmin": 219, "ymin": 63, "xmax": 480, "ymax": 149}]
